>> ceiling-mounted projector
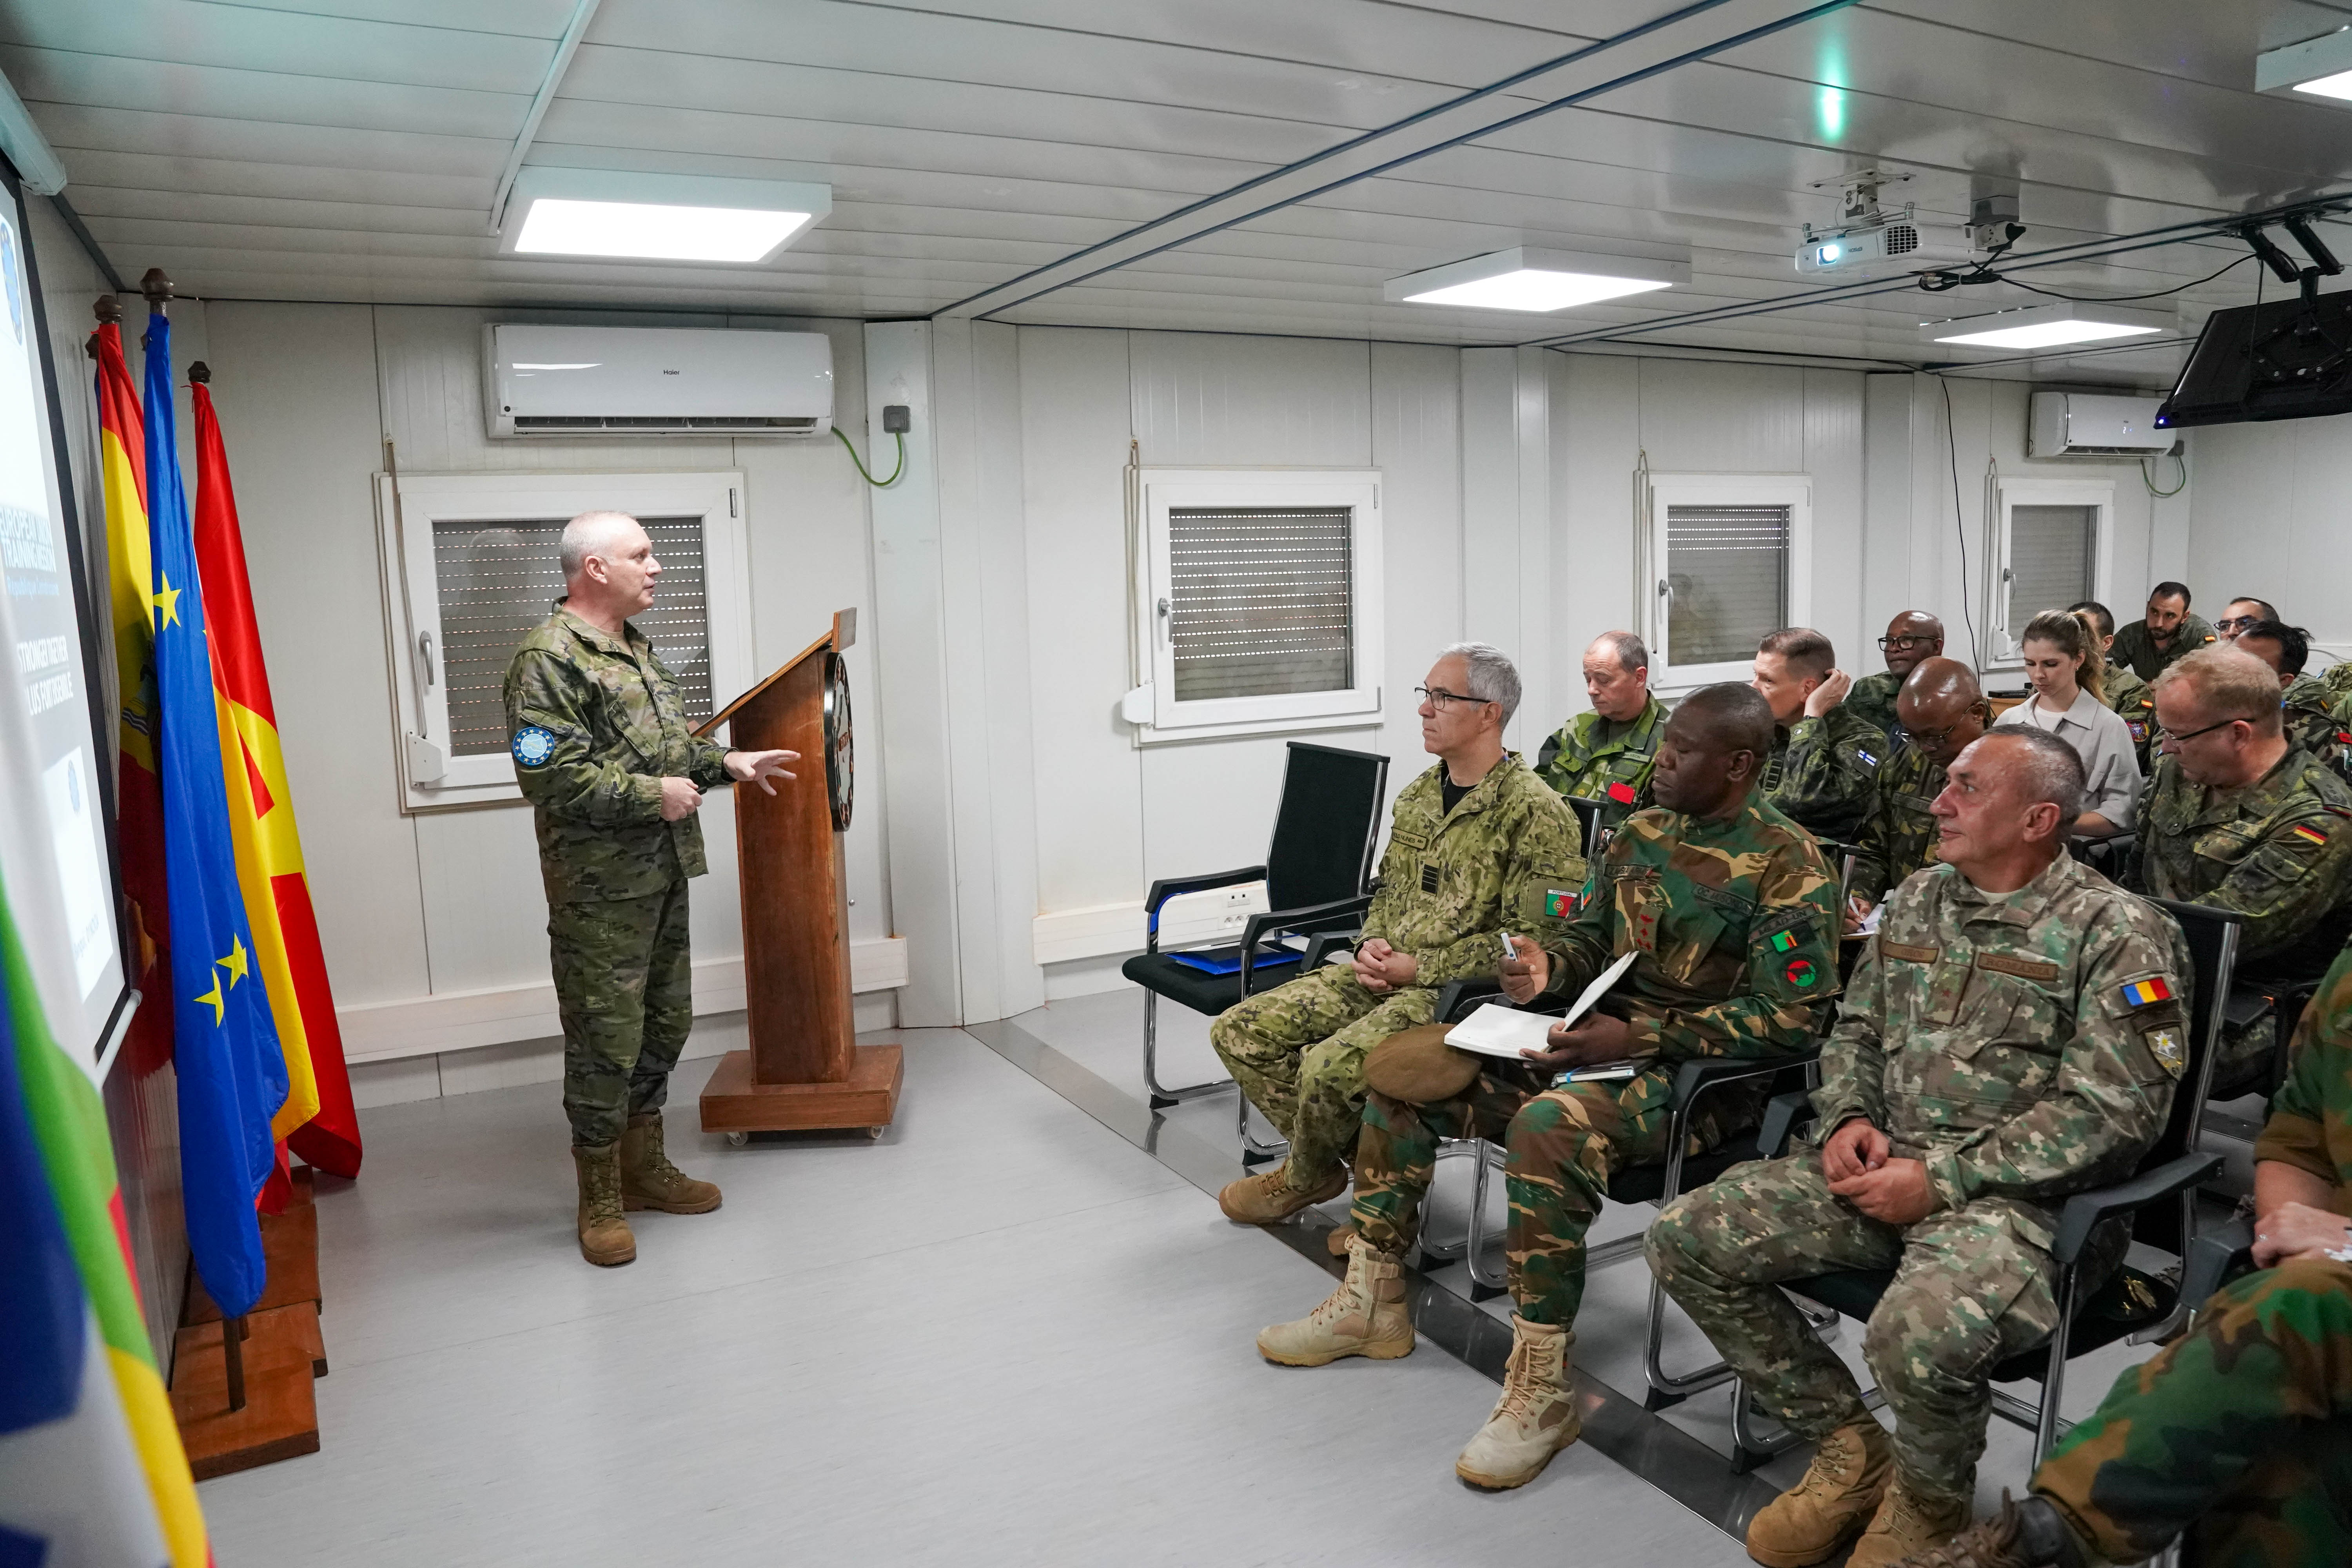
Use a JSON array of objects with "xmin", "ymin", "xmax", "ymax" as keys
[{"xmin": 1794, "ymin": 166, "xmax": 1987, "ymax": 280}]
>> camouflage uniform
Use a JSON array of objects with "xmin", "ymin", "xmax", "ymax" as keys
[
  {"xmin": 1841, "ymin": 669, "xmax": 1903, "ymax": 742},
  {"xmin": 1648, "ymin": 853, "xmax": 2188, "ymax": 1512},
  {"xmin": 504, "ymin": 604, "xmax": 735, "ymax": 1148},
  {"xmin": 1848, "ymin": 741, "xmax": 1947, "ymax": 908},
  {"xmin": 2101, "ymin": 661, "xmax": 2157, "ymax": 775},
  {"xmin": 1209, "ymin": 755, "xmax": 1583, "ymax": 1191},
  {"xmin": 2111, "ymin": 612, "xmax": 2218, "ymax": 682},
  {"xmin": 1350, "ymin": 796, "xmax": 1838, "ymax": 1325},
  {"xmin": 1762, "ymin": 707, "xmax": 1887, "ymax": 846},
  {"xmin": 2129, "ymin": 746, "xmax": 2352, "ymax": 1087},
  {"xmin": 1534, "ymin": 694, "xmax": 1666, "ymax": 828},
  {"xmin": 2323, "ymin": 659, "xmax": 2352, "ymax": 706},
  {"xmin": 2283, "ymin": 673, "xmax": 2352, "ymax": 782},
  {"xmin": 2029, "ymin": 955, "xmax": 2352, "ymax": 1567}
]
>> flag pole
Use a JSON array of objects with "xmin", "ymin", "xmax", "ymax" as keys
[{"xmin": 141, "ymin": 267, "xmax": 174, "ymax": 318}]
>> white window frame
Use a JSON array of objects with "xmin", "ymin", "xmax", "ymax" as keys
[
  {"xmin": 374, "ymin": 470, "xmax": 755, "ymax": 813},
  {"xmin": 1989, "ymin": 477, "xmax": 2114, "ymax": 667},
  {"xmin": 1640, "ymin": 472, "xmax": 1814, "ymax": 694},
  {"xmin": 1123, "ymin": 467, "xmax": 1384, "ymax": 745}
]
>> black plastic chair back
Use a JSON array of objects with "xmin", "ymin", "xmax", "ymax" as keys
[
  {"xmin": 1564, "ymin": 796, "xmax": 1606, "ymax": 853},
  {"xmin": 1265, "ymin": 742, "xmax": 1389, "ymax": 911},
  {"xmin": 2136, "ymin": 897, "xmax": 2241, "ymax": 1250}
]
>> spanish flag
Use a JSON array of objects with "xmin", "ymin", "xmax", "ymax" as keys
[{"xmin": 192, "ymin": 372, "xmax": 361, "ymax": 1180}]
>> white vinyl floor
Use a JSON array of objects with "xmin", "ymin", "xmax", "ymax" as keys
[{"xmin": 198, "ymin": 1013, "xmax": 1772, "ymax": 1567}]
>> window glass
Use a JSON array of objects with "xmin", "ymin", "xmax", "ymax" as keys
[
  {"xmin": 1666, "ymin": 503, "xmax": 1790, "ymax": 666},
  {"xmin": 1165, "ymin": 505, "xmax": 1354, "ymax": 702},
  {"xmin": 2007, "ymin": 504, "xmax": 2095, "ymax": 633}
]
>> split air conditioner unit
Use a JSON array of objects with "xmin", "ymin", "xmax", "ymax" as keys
[
  {"xmin": 483, "ymin": 324, "xmax": 834, "ymax": 439},
  {"xmin": 2027, "ymin": 391, "xmax": 2180, "ymax": 457}
]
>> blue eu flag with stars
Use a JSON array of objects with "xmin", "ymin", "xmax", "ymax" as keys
[{"xmin": 143, "ymin": 310, "xmax": 285, "ymax": 1319}]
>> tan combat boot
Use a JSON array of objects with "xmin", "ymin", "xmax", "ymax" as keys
[
  {"xmin": 1257, "ymin": 1236, "xmax": 1415, "ymax": 1366},
  {"xmin": 1324, "ymin": 1220, "xmax": 1359, "ymax": 1256},
  {"xmin": 619, "ymin": 1111, "xmax": 722, "ymax": 1214},
  {"xmin": 1218, "ymin": 1161, "xmax": 1346, "ymax": 1224},
  {"xmin": 1455, "ymin": 1316, "xmax": 1581, "ymax": 1489},
  {"xmin": 1744, "ymin": 1419, "xmax": 1893, "ymax": 1567},
  {"xmin": 572, "ymin": 1143, "xmax": 636, "ymax": 1267},
  {"xmin": 1847, "ymin": 1479, "xmax": 1974, "ymax": 1568}
]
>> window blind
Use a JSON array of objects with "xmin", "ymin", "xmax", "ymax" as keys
[
  {"xmin": 2007, "ymin": 504, "xmax": 2095, "ymax": 635},
  {"xmin": 1167, "ymin": 506, "xmax": 1354, "ymax": 702},
  {"xmin": 1664, "ymin": 503, "xmax": 1790, "ymax": 666},
  {"xmin": 430, "ymin": 515, "xmax": 713, "ymax": 756}
]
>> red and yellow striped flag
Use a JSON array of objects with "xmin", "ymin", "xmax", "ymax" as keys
[{"xmin": 191, "ymin": 376, "xmax": 361, "ymax": 1179}]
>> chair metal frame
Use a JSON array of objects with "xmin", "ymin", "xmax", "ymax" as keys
[{"xmin": 1722, "ymin": 897, "xmax": 2243, "ymax": 1474}]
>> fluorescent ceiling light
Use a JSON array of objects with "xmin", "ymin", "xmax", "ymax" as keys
[
  {"xmin": 1922, "ymin": 301, "xmax": 2170, "ymax": 350},
  {"xmin": 2258, "ymin": 27, "xmax": 2352, "ymax": 100},
  {"xmin": 1384, "ymin": 246, "xmax": 1690, "ymax": 312},
  {"xmin": 497, "ymin": 169, "xmax": 832, "ymax": 265}
]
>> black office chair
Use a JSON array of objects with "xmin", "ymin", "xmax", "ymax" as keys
[
  {"xmin": 1723, "ymin": 897, "xmax": 2241, "ymax": 1474},
  {"xmin": 1119, "ymin": 742, "xmax": 1390, "ymax": 1152},
  {"xmin": 1563, "ymin": 795, "xmax": 1608, "ymax": 861}
]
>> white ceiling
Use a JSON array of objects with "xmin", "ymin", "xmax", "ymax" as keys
[{"xmin": 9, "ymin": 0, "xmax": 2352, "ymax": 379}]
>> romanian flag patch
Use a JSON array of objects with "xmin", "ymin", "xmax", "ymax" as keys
[
  {"xmin": 1607, "ymin": 780, "xmax": 1637, "ymax": 804},
  {"xmin": 1769, "ymin": 929, "xmax": 1800, "ymax": 953},
  {"xmin": 2119, "ymin": 976, "xmax": 2174, "ymax": 1008},
  {"xmin": 2292, "ymin": 823, "xmax": 2330, "ymax": 848},
  {"xmin": 1545, "ymin": 889, "xmax": 1577, "ymax": 919}
]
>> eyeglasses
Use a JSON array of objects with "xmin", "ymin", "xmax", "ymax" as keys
[
  {"xmin": 1877, "ymin": 635, "xmax": 1937, "ymax": 652},
  {"xmin": 1904, "ymin": 719, "xmax": 1966, "ymax": 748},
  {"xmin": 2161, "ymin": 715, "xmax": 2245, "ymax": 747},
  {"xmin": 2213, "ymin": 616, "xmax": 2261, "ymax": 633},
  {"xmin": 1416, "ymin": 686, "xmax": 1491, "ymax": 709}
]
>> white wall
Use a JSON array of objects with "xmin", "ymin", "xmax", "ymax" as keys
[{"xmin": 2181, "ymin": 411, "xmax": 2348, "ymax": 666}]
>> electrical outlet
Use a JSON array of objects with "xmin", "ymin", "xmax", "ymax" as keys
[{"xmin": 882, "ymin": 404, "xmax": 911, "ymax": 433}]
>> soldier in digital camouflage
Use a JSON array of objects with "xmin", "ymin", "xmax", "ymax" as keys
[
  {"xmin": 503, "ymin": 510, "xmax": 797, "ymax": 1267},
  {"xmin": 1842, "ymin": 611, "xmax": 1944, "ymax": 742},
  {"xmin": 1754, "ymin": 626, "xmax": 1888, "ymax": 845},
  {"xmin": 1895, "ymin": 947, "xmax": 2352, "ymax": 1568},
  {"xmin": 1256, "ymin": 683, "xmax": 1838, "ymax": 1494},
  {"xmin": 1210, "ymin": 643, "xmax": 1584, "ymax": 1227},
  {"xmin": 1535, "ymin": 630, "xmax": 1667, "ymax": 827},
  {"xmin": 2234, "ymin": 618, "xmax": 2352, "ymax": 784},
  {"xmin": 1648, "ymin": 727, "xmax": 2189, "ymax": 1568},
  {"xmin": 2068, "ymin": 600, "xmax": 2158, "ymax": 774},
  {"xmin": 2128, "ymin": 645, "xmax": 2352, "ymax": 1095},
  {"xmin": 1848, "ymin": 659, "xmax": 1990, "ymax": 922}
]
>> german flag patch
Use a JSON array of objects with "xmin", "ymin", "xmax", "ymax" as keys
[
  {"xmin": 2292, "ymin": 823, "xmax": 2330, "ymax": 848},
  {"xmin": 2120, "ymin": 976, "xmax": 2173, "ymax": 1008}
]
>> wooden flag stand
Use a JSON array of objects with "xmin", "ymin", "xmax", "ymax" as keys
[
  {"xmin": 696, "ymin": 609, "xmax": 901, "ymax": 1138},
  {"xmin": 170, "ymin": 1167, "xmax": 327, "ymax": 1479}
]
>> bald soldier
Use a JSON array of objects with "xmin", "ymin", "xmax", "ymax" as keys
[
  {"xmin": 1651, "ymin": 728, "xmax": 2190, "ymax": 1567},
  {"xmin": 1843, "ymin": 612, "xmax": 1945, "ymax": 741},
  {"xmin": 505, "ymin": 511, "xmax": 799, "ymax": 1267},
  {"xmin": 1254, "ymin": 684, "xmax": 1838, "ymax": 1492},
  {"xmin": 1846, "ymin": 659, "xmax": 1991, "ymax": 924}
]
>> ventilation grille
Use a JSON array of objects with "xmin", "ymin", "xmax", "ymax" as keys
[
  {"xmin": 1884, "ymin": 223, "xmax": 1919, "ymax": 256},
  {"xmin": 512, "ymin": 414, "xmax": 818, "ymax": 432},
  {"xmin": 1664, "ymin": 503, "xmax": 1791, "ymax": 666},
  {"xmin": 430, "ymin": 515, "xmax": 713, "ymax": 756},
  {"xmin": 1167, "ymin": 506, "xmax": 1354, "ymax": 702}
]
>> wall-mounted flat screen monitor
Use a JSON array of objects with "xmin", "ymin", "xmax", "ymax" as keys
[{"xmin": 2157, "ymin": 287, "xmax": 2352, "ymax": 428}]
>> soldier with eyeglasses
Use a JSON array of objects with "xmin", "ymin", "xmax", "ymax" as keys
[{"xmin": 1844, "ymin": 612, "xmax": 1945, "ymax": 742}]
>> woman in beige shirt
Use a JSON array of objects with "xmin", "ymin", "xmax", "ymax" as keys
[{"xmin": 1993, "ymin": 608, "xmax": 2143, "ymax": 835}]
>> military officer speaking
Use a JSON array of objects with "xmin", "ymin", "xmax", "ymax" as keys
[{"xmin": 504, "ymin": 510, "xmax": 798, "ymax": 1267}]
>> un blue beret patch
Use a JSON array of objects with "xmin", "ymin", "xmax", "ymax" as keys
[{"xmin": 512, "ymin": 725, "xmax": 558, "ymax": 769}]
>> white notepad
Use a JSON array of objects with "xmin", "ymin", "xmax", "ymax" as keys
[{"xmin": 1443, "ymin": 950, "xmax": 1640, "ymax": 1060}]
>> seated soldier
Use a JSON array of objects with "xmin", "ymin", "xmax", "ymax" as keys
[
  {"xmin": 1895, "ymin": 946, "xmax": 2352, "ymax": 1568},
  {"xmin": 1254, "ymin": 684, "xmax": 1839, "ymax": 1492},
  {"xmin": 1536, "ymin": 630, "xmax": 1667, "ymax": 826},
  {"xmin": 2129, "ymin": 645, "xmax": 2352, "ymax": 1090},
  {"xmin": 1754, "ymin": 627, "xmax": 1887, "ymax": 844},
  {"xmin": 1846, "ymin": 659, "xmax": 1990, "ymax": 929},
  {"xmin": 2111, "ymin": 581, "xmax": 2217, "ymax": 682},
  {"xmin": 2066, "ymin": 600, "xmax": 2156, "ymax": 775},
  {"xmin": 1648, "ymin": 728, "xmax": 2190, "ymax": 1568},
  {"xmin": 2212, "ymin": 595, "xmax": 2278, "ymax": 643},
  {"xmin": 1844, "ymin": 611, "xmax": 1945, "ymax": 740},
  {"xmin": 1210, "ymin": 643, "xmax": 1584, "ymax": 1227},
  {"xmin": 2235, "ymin": 617, "xmax": 2352, "ymax": 780}
]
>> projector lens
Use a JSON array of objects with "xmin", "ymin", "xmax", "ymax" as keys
[{"xmin": 1820, "ymin": 244, "xmax": 1841, "ymax": 263}]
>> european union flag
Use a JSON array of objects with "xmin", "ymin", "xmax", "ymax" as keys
[{"xmin": 143, "ymin": 310, "xmax": 285, "ymax": 1319}]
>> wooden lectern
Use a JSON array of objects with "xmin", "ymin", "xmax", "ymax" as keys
[{"xmin": 694, "ymin": 609, "xmax": 902, "ymax": 1137}]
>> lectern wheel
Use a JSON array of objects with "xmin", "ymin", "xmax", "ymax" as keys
[
  {"xmin": 726, "ymin": 1131, "xmax": 749, "ymax": 1148},
  {"xmin": 866, "ymin": 1126, "xmax": 884, "ymax": 1141}
]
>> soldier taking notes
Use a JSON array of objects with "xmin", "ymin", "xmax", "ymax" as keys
[{"xmin": 504, "ymin": 510, "xmax": 797, "ymax": 1267}]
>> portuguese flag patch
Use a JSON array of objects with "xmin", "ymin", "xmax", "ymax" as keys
[{"xmin": 1545, "ymin": 889, "xmax": 1577, "ymax": 919}]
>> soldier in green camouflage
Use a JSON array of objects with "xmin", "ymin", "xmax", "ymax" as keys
[
  {"xmin": 1891, "ymin": 948, "xmax": 2352, "ymax": 1568},
  {"xmin": 2234, "ymin": 618, "xmax": 2352, "ymax": 782},
  {"xmin": 2067, "ymin": 601, "xmax": 2156, "ymax": 773},
  {"xmin": 1534, "ymin": 630, "xmax": 1667, "ymax": 826},
  {"xmin": 1843, "ymin": 611, "xmax": 1944, "ymax": 741},
  {"xmin": 2322, "ymin": 653, "xmax": 2352, "ymax": 706},
  {"xmin": 504, "ymin": 511, "xmax": 798, "ymax": 1267},
  {"xmin": 2128, "ymin": 645, "xmax": 2352, "ymax": 1093},
  {"xmin": 1649, "ymin": 727, "xmax": 2190, "ymax": 1568},
  {"xmin": 1256, "ymin": 684, "xmax": 1838, "ymax": 1492},
  {"xmin": 1848, "ymin": 660, "xmax": 1989, "ymax": 918},
  {"xmin": 2110, "ymin": 581, "xmax": 2217, "ymax": 681},
  {"xmin": 1210, "ymin": 643, "xmax": 1585, "ymax": 1226},
  {"xmin": 1755, "ymin": 627, "xmax": 1888, "ymax": 845}
]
